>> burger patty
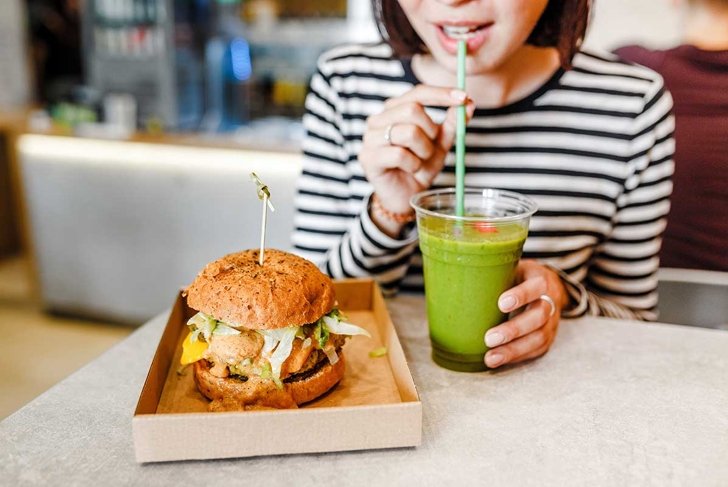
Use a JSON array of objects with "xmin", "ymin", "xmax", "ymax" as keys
[
  {"xmin": 295, "ymin": 334, "xmax": 347, "ymax": 373},
  {"xmin": 194, "ymin": 353, "xmax": 347, "ymax": 411},
  {"xmin": 227, "ymin": 350, "xmax": 339, "ymax": 383},
  {"xmin": 283, "ymin": 348, "xmax": 343, "ymax": 383}
]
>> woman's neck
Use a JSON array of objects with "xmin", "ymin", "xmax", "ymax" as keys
[
  {"xmin": 684, "ymin": 2, "xmax": 728, "ymax": 50},
  {"xmin": 411, "ymin": 46, "xmax": 561, "ymax": 108}
]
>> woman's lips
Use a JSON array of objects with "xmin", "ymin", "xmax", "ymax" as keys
[{"xmin": 435, "ymin": 23, "xmax": 493, "ymax": 55}]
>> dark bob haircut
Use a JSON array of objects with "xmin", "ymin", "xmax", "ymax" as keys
[{"xmin": 372, "ymin": 0, "xmax": 591, "ymax": 69}]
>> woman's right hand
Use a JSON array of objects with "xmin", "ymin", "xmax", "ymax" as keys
[{"xmin": 359, "ymin": 85, "xmax": 475, "ymax": 235}]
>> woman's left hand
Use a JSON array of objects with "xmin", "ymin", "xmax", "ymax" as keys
[{"xmin": 483, "ymin": 260, "xmax": 569, "ymax": 368}]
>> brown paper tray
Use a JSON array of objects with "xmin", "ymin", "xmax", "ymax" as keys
[{"xmin": 132, "ymin": 278, "xmax": 422, "ymax": 463}]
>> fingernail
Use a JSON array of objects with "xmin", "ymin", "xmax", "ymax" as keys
[
  {"xmin": 499, "ymin": 294, "xmax": 517, "ymax": 311},
  {"xmin": 450, "ymin": 89, "xmax": 467, "ymax": 102},
  {"xmin": 486, "ymin": 352, "xmax": 504, "ymax": 368},
  {"xmin": 485, "ymin": 331, "xmax": 504, "ymax": 348}
]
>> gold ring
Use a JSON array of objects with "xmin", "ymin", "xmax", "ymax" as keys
[
  {"xmin": 384, "ymin": 124, "xmax": 395, "ymax": 145},
  {"xmin": 539, "ymin": 294, "xmax": 556, "ymax": 318}
]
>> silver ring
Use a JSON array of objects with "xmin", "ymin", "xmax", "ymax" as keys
[
  {"xmin": 384, "ymin": 124, "xmax": 395, "ymax": 145},
  {"xmin": 539, "ymin": 294, "xmax": 556, "ymax": 319}
]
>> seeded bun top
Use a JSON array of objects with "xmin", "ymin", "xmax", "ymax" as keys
[{"xmin": 185, "ymin": 249, "xmax": 335, "ymax": 329}]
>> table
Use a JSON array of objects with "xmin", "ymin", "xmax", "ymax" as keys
[{"xmin": 2, "ymin": 295, "xmax": 727, "ymax": 486}]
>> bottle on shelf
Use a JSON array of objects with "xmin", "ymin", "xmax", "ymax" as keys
[{"xmin": 200, "ymin": 0, "xmax": 253, "ymax": 132}]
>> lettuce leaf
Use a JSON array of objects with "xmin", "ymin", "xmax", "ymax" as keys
[
  {"xmin": 323, "ymin": 343, "xmax": 339, "ymax": 365},
  {"xmin": 259, "ymin": 326, "xmax": 298, "ymax": 385},
  {"xmin": 186, "ymin": 312, "xmax": 241, "ymax": 342},
  {"xmin": 322, "ymin": 313, "xmax": 371, "ymax": 338},
  {"xmin": 187, "ymin": 312, "xmax": 217, "ymax": 342},
  {"xmin": 212, "ymin": 322, "xmax": 241, "ymax": 336},
  {"xmin": 314, "ymin": 320, "xmax": 330, "ymax": 349}
]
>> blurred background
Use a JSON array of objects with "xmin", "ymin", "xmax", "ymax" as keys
[{"xmin": 0, "ymin": 0, "xmax": 723, "ymax": 419}]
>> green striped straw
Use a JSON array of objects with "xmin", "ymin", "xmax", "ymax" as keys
[{"xmin": 455, "ymin": 40, "xmax": 467, "ymax": 216}]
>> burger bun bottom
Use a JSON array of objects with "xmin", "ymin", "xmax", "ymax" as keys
[{"xmin": 193, "ymin": 355, "xmax": 346, "ymax": 411}]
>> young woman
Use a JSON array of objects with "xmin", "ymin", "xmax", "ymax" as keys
[{"xmin": 293, "ymin": 0, "xmax": 674, "ymax": 368}]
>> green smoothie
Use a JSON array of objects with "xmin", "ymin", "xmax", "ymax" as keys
[{"xmin": 418, "ymin": 217, "xmax": 528, "ymax": 372}]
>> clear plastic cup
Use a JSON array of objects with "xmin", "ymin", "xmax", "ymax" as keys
[{"xmin": 411, "ymin": 188, "xmax": 537, "ymax": 372}]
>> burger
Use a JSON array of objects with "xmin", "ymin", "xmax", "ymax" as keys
[{"xmin": 179, "ymin": 249, "xmax": 369, "ymax": 411}]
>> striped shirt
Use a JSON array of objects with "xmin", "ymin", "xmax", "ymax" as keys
[{"xmin": 292, "ymin": 43, "xmax": 675, "ymax": 321}]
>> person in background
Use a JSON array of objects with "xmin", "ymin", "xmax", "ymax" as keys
[
  {"xmin": 292, "ymin": 0, "xmax": 674, "ymax": 368},
  {"xmin": 616, "ymin": 0, "xmax": 728, "ymax": 272}
]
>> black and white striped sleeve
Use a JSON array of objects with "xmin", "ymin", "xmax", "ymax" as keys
[
  {"xmin": 291, "ymin": 57, "xmax": 419, "ymax": 293},
  {"xmin": 560, "ymin": 77, "xmax": 675, "ymax": 320}
]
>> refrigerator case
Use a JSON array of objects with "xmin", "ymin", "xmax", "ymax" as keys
[{"xmin": 83, "ymin": 0, "xmax": 184, "ymax": 129}]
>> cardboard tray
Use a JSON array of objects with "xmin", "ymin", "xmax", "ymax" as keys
[{"xmin": 132, "ymin": 278, "xmax": 422, "ymax": 463}]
